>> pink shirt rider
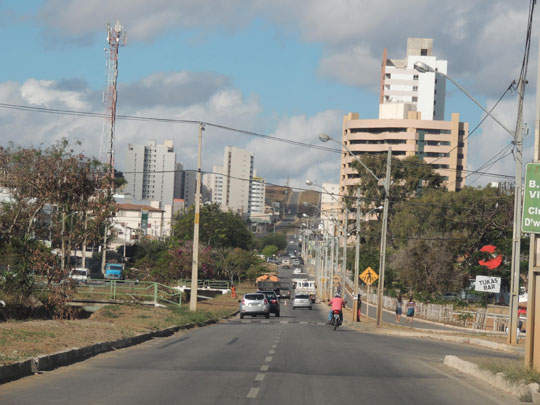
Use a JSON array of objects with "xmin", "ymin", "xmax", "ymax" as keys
[{"xmin": 330, "ymin": 297, "xmax": 345, "ymax": 311}]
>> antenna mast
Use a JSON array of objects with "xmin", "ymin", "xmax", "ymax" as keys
[{"xmin": 100, "ymin": 20, "xmax": 127, "ymax": 178}]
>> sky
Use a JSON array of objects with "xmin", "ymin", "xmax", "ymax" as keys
[{"xmin": 0, "ymin": 0, "xmax": 538, "ymax": 190}]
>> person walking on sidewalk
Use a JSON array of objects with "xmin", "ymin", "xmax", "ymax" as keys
[
  {"xmin": 395, "ymin": 294, "xmax": 403, "ymax": 323},
  {"xmin": 406, "ymin": 296, "xmax": 416, "ymax": 324},
  {"xmin": 356, "ymin": 293, "xmax": 362, "ymax": 322}
]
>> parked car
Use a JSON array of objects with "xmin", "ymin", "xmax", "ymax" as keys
[
  {"xmin": 258, "ymin": 290, "xmax": 280, "ymax": 317},
  {"xmin": 281, "ymin": 258, "xmax": 291, "ymax": 265},
  {"xmin": 441, "ymin": 292, "xmax": 459, "ymax": 301},
  {"xmin": 240, "ymin": 293, "xmax": 270, "ymax": 319},
  {"xmin": 69, "ymin": 268, "xmax": 89, "ymax": 284},
  {"xmin": 292, "ymin": 294, "xmax": 312, "ymax": 310},
  {"xmin": 292, "ymin": 258, "xmax": 301, "ymax": 266}
]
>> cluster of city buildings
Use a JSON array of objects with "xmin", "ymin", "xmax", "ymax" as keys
[{"xmin": 111, "ymin": 142, "xmax": 268, "ymax": 247}]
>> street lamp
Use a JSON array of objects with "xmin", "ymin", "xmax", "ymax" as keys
[
  {"xmin": 319, "ymin": 133, "xmax": 392, "ymax": 328},
  {"xmin": 414, "ymin": 61, "xmax": 523, "ymax": 345}
]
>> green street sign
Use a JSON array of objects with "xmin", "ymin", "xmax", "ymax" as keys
[
  {"xmin": 141, "ymin": 210, "xmax": 149, "ymax": 234},
  {"xmin": 522, "ymin": 163, "xmax": 540, "ymax": 233}
]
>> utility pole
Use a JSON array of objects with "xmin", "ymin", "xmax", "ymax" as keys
[
  {"xmin": 508, "ymin": 75, "xmax": 525, "ymax": 344},
  {"xmin": 189, "ymin": 123, "xmax": 205, "ymax": 311},
  {"xmin": 376, "ymin": 148, "xmax": 392, "ymax": 328},
  {"xmin": 342, "ymin": 207, "xmax": 348, "ymax": 299},
  {"xmin": 353, "ymin": 187, "xmax": 361, "ymax": 321}
]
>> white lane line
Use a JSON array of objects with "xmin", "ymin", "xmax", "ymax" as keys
[
  {"xmin": 241, "ymin": 320, "xmax": 250, "ymax": 323},
  {"xmin": 272, "ymin": 344, "xmax": 277, "ymax": 349},
  {"xmin": 255, "ymin": 373, "xmax": 265, "ymax": 382},
  {"xmin": 269, "ymin": 350, "xmax": 275, "ymax": 354},
  {"xmin": 299, "ymin": 321, "xmax": 307, "ymax": 324},
  {"xmin": 280, "ymin": 321, "xmax": 288, "ymax": 324},
  {"xmin": 265, "ymin": 356, "xmax": 273, "ymax": 362},
  {"xmin": 317, "ymin": 322, "xmax": 326, "ymax": 325},
  {"xmin": 260, "ymin": 365, "xmax": 269, "ymax": 371},
  {"xmin": 247, "ymin": 388, "xmax": 259, "ymax": 399},
  {"xmin": 262, "ymin": 320, "xmax": 270, "ymax": 323}
]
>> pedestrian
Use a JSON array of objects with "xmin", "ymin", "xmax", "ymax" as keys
[
  {"xmin": 357, "ymin": 293, "xmax": 362, "ymax": 322},
  {"xmin": 406, "ymin": 296, "xmax": 416, "ymax": 324},
  {"xmin": 231, "ymin": 285, "xmax": 236, "ymax": 298},
  {"xmin": 395, "ymin": 294, "xmax": 403, "ymax": 323}
]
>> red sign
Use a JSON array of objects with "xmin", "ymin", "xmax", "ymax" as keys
[{"xmin": 478, "ymin": 245, "xmax": 503, "ymax": 269}]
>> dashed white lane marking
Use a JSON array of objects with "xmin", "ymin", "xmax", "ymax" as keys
[
  {"xmin": 255, "ymin": 373, "xmax": 265, "ymax": 382},
  {"xmin": 269, "ymin": 350, "xmax": 275, "ymax": 354},
  {"xmin": 261, "ymin": 365, "xmax": 269, "ymax": 371},
  {"xmin": 299, "ymin": 321, "xmax": 307, "ymax": 324},
  {"xmin": 241, "ymin": 320, "xmax": 250, "ymax": 323},
  {"xmin": 262, "ymin": 320, "xmax": 270, "ymax": 323},
  {"xmin": 317, "ymin": 322, "xmax": 326, "ymax": 325},
  {"xmin": 280, "ymin": 321, "xmax": 288, "ymax": 324},
  {"xmin": 272, "ymin": 344, "xmax": 277, "ymax": 349},
  {"xmin": 265, "ymin": 356, "xmax": 273, "ymax": 362},
  {"xmin": 247, "ymin": 388, "xmax": 259, "ymax": 399}
]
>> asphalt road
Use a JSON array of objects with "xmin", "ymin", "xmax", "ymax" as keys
[{"xmin": 0, "ymin": 298, "xmax": 521, "ymax": 404}]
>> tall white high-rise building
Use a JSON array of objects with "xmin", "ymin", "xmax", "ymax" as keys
[
  {"xmin": 205, "ymin": 146, "xmax": 256, "ymax": 217},
  {"xmin": 124, "ymin": 140, "xmax": 177, "ymax": 206},
  {"xmin": 380, "ymin": 38, "xmax": 447, "ymax": 121},
  {"xmin": 249, "ymin": 175, "xmax": 265, "ymax": 216}
]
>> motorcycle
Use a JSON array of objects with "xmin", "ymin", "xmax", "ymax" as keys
[{"xmin": 331, "ymin": 309, "xmax": 342, "ymax": 330}]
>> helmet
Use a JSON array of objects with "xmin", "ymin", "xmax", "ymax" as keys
[{"xmin": 335, "ymin": 293, "xmax": 341, "ymax": 298}]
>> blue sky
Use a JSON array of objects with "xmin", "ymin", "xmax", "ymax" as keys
[{"xmin": 0, "ymin": 0, "xmax": 536, "ymax": 188}]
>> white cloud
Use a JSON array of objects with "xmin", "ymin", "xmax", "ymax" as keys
[{"xmin": 0, "ymin": 72, "xmax": 342, "ymax": 187}]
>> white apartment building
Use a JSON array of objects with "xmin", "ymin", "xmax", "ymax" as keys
[
  {"xmin": 320, "ymin": 183, "xmax": 340, "ymax": 235},
  {"xmin": 249, "ymin": 176, "xmax": 266, "ymax": 218},
  {"xmin": 380, "ymin": 38, "xmax": 447, "ymax": 121},
  {"xmin": 207, "ymin": 146, "xmax": 255, "ymax": 217},
  {"xmin": 124, "ymin": 140, "xmax": 178, "ymax": 206}
]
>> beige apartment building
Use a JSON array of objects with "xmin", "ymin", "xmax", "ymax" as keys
[{"xmin": 340, "ymin": 110, "xmax": 468, "ymax": 197}]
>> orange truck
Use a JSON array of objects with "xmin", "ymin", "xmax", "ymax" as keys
[{"xmin": 256, "ymin": 274, "xmax": 280, "ymax": 295}]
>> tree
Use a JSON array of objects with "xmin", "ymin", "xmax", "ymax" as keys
[
  {"xmin": 0, "ymin": 141, "xmax": 114, "ymax": 317},
  {"xmin": 173, "ymin": 203, "xmax": 253, "ymax": 250},
  {"xmin": 256, "ymin": 234, "xmax": 287, "ymax": 251},
  {"xmin": 262, "ymin": 245, "xmax": 279, "ymax": 258}
]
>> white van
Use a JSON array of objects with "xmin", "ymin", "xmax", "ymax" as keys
[{"xmin": 69, "ymin": 268, "xmax": 89, "ymax": 284}]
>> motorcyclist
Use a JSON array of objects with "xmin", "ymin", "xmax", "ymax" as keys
[{"xmin": 328, "ymin": 293, "xmax": 345, "ymax": 324}]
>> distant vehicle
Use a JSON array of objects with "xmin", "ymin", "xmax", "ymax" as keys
[
  {"xmin": 266, "ymin": 257, "xmax": 279, "ymax": 264},
  {"xmin": 240, "ymin": 293, "xmax": 270, "ymax": 319},
  {"xmin": 441, "ymin": 292, "xmax": 459, "ymax": 301},
  {"xmin": 292, "ymin": 259, "xmax": 301, "ymax": 266},
  {"xmin": 280, "ymin": 288, "xmax": 291, "ymax": 299},
  {"xmin": 256, "ymin": 274, "xmax": 280, "ymax": 295},
  {"xmin": 293, "ymin": 268, "xmax": 302, "ymax": 275},
  {"xmin": 104, "ymin": 263, "xmax": 124, "ymax": 280},
  {"xmin": 293, "ymin": 294, "xmax": 312, "ymax": 310},
  {"xmin": 258, "ymin": 290, "xmax": 280, "ymax": 317},
  {"xmin": 69, "ymin": 268, "xmax": 89, "ymax": 284},
  {"xmin": 281, "ymin": 258, "xmax": 291, "ymax": 265},
  {"xmin": 293, "ymin": 279, "xmax": 317, "ymax": 302}
]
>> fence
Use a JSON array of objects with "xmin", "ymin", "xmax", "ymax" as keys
[
  {"xmin": 177, "ymin": 279, "xmax": 231, "ymax": 290},
  {"xmin": 75, "ymin": 280, "xmax": 182, "ymax": 307}
]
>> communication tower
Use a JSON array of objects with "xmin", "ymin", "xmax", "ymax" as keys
[{"xmin": 100, "ymin": 20, "xmax": 127, "ymax": 177}]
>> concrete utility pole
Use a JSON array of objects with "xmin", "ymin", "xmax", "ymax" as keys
[
  {"xmin": 376, "ymin": 148, "xmax": 391, "ymax": 327},
  {"xmin": 189, "ymin": 123, "xmax": 205, "ymax": 312},
  {"xmin": 353, "ymin": 187, "xmax": 361, "ymax": 321},
  {"xmin": 342, "ymin": 208, "xmax": 348, "ymax": 299}
]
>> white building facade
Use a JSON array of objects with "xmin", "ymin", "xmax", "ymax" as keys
[
  {"xmin": 380, "ymin": 38, "xmax": 447, "ymax": 121},
  {"xmin": 124, "ymin": 140, "xmax": 178, "ymax": 206}
]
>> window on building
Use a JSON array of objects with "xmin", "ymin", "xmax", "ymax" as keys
[
  {"xmin": 413, "ymin": 75, "xmax": 419, "ymax": 80},
  {"xmin": 421, "ymin": 48, "xmax": 428, "ymax": 56},
  {"xmin": 413, "ymin": 86, "xmax": 418, "ymax": 91},
  {"xmin": 412, "ymin": 97, "xmax": 418, "ymax": 102},
  {"xmin": 459, "ymin": 130, "xmax": 465, "ymax": 135}
]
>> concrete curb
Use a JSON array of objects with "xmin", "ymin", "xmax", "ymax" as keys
[
  {"xmin": 374, "ymin": 328, "xmax": 524, "ymax": 356},
  {"xmin": 0, "ymin": 310, "xmax": 238, "ymax": 384},
  {"xmin": 444, "ymin": 355, "xmax": 540, "ymax": 403}
]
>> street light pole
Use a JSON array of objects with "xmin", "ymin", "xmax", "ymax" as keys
[
  {"xmin": 189, "ymin": 122, "xmax": 205, "ymax": 312},
  {"xmin": 353, "ymin": 187, "xmax": 361, "ymax": 321},
  {"xmin": 376, "ymin": 149, "xmax": 392, "ymax": 327},
  {"xmin": 414, "ymin": 61, "xmax": 523, "ymax": 344}
]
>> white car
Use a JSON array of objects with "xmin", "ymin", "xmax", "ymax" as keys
[
  {"xmin": 293, "ymin": 268, "xmax": 302, "ymax": 274},
  {"xmin": 293, "ymin": 294, "xmax": 312, "ymax": 310}
]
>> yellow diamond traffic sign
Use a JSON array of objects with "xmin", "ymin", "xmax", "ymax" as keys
[{"xmin": 359, "ymin": 267, "xmax": 378, "ymax": 286}]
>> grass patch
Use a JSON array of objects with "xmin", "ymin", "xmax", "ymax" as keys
[
  {"xmin": 100, "ymin": 309, "xmax": 120, "ymax": 319},
  {"xmin": 0, "ymin": 329, "xmax": 56, "ymax": 345},
  {"xmin": 478, "ymin": 358, "xmax": 540, "ymax": 385}
]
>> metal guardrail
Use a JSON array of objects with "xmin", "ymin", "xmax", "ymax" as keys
[{"xmin": 75, "ymin": 280, "xmax": 182, "ymax": 306}]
